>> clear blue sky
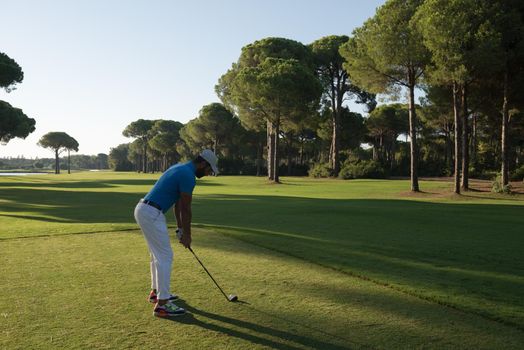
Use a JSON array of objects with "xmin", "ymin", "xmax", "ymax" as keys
[{"xmin": 1, "ymin": 0, "xmax": 385, "ymax": 158}]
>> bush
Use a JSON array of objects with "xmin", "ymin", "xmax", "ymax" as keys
[
  {"xmin": 217, "ymin": 158, "xmax": 245, "ymax": 175},
  {"xmin": 510, "ymin": 165, "xmax": 524, "ymax": 181},
  {"xmin": 278, "ymin": 163, "xmax": 309, "ymax": 176},
  {"xmin": 215, "ymin": 158, "xmax": 264, "ymax": 175},
  {"xmin": 339, "ymin": 160, "xmax": 386, "ymax": 179},
  {"xmin": 468, "ymin": 165, "xmax": 482, "ymax": 179},
  {"xmin": 340, "ymin": 148, "xmax": 372, "ymax": 163},
  {"xmin": 308, "ymin": 163, "xmax": 332, "ymax": 178},
  {"xmin": 476, "ymin": 170, "xmax": 499, "ymax": 181},
  {"xmin": 239, "ymin": 163, "xmax": 258, "ymax": 176},
  {"xmin": 418, "ymin": 158, "xmax": 449, "ymax": 176},
  {"xmin": 492, "ymin": 174, "xmax": 512, "ymax": 194}
]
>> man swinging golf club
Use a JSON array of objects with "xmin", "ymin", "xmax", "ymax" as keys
[{"xmin": 134, "ymin": 149, "xmax": 218, "ymax": 317}]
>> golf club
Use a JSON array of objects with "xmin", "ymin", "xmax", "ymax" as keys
[{"xmin": 188, "ymin": 247, "xmax": 238, "ymax": 302}]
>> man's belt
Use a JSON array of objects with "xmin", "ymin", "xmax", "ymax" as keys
[{"xmin": 141, "ymin": 199, "xmax": 162, "ymax": 211}]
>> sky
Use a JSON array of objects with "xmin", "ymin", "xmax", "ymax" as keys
[{"xmin": 1, "ymin": 0, "xmax": 386, "ymax": 159}]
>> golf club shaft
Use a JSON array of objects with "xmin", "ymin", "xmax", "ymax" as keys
[{"xmin": 188, "ymin": 247, "xmax": 230, "ymax": 301}]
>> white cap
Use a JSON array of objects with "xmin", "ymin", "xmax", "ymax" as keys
[{"xmin": 200, "ymin": 149, "xmax": 219, "ymax": 175}]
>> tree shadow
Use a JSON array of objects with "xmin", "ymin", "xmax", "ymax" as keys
[
  {"xmin": 0, "ymin": 178, "xmax": 223, "ymax": 188},
  {"xmin": 0, "ymin": 188, "xmax": 140, "ymax": 224},
  {"xmin": 165, "ymin": 300, "xmax": 354, "ymax": 350},
  {"xmin": 0, "ymin": 180, "xmax": 120, "ymax": 188},
  {"xmin": 459, "ymin": 193, "xmax": 524, "ymax": 201},
  {"xmin": 1, "ymin": 184, "xmax": 523, "ymax": 328}
]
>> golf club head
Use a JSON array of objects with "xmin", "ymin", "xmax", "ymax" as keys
[{"xmin": 228, "ymin": 294, "xmax": 238, "ymax": 302}]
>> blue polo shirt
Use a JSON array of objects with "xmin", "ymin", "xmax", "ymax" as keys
[{"xmin": 144, "ymin": 161, "xmax": 196, "ymax": 213}]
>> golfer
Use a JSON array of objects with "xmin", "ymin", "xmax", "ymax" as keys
[{"xmin": 134, "ymin": 149, "xmax": 219, "ymax": 317}]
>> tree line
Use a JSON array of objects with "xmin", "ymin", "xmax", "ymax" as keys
[
  {"xmin": 111, "ymin": 0, "xmax": 523, "ymax": 193},
  {"xmin": 0, "ymin": 154, "xmax": 109, "ymax": 172},
  {"xmin": 3, "ymin": 1, "xmax": 523, "ymax": 190},
  {"xmin": 1, "ymin": 52, "xmax": 82, "ymax": 174},
  {"xmin": 0, "ymin": 53, "xmax": 35, "ymax": 147}
]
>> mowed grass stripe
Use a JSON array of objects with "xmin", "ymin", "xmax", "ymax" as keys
[
  {"xmin": 198, "ymin": 223, "xmax": 524, "ymax": 331},
  {"xmin": 1, "ymin": 229, "xmax": 524, "ymax": 349},
  {"xmin": 1, "ymin": 172, "xmax": 524, "ymax": 347}
]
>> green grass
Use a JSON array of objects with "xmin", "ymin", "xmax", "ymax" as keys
[{"xmin": 1, "ymin": 172, "xmax": 524, "ymax": 349}]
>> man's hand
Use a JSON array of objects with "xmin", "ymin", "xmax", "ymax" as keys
[
  {"xmin": 179, "ymin": 233, "xmax": 191, "ymax": 249},
  {"xmin": 176, "ymin": 228, "xmax": 183, "ymax": 240}
]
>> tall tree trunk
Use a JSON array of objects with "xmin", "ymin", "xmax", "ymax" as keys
[
  {"xmin": 273, "ymin": 120, "xmax": 280, "ymax": 183},
  {"xmin": 267, "ymin": 120, "xmax": 274, "ymax": 181},
  {"xmin": 329, "ymin": 81, "xmax": 336, "ymax": 171},
  {"xmin": 452, "ymin": 82, "xmax": 462, "ymax": 194},
  {"xmin": 471, "ymin": 114, "xmax": 477, "ymax": 166},
  {"xmin": 331, "ymin": 109, "xmax": 340, "ymax": 176},
  {"xmin": 379, "ymin": 135, "xmax": 385, "ymax": 164},
  {"xmin": 407, "ymin": 77, "xmax": 419, "ymax": 192},
  {"xmin": 299, "ymin": 138, "xmax": 304, "ymax": 166},
  {"xmin": 332, "ymin": 71, "xmax": 347, "ymax": 177},
  {"xmin": 461, "ymin": 84, "xmax": 469, "ymax": 190},
  {"xmin": 256, "ymin": 141, "xmax": 262, "ymax": 176},
  {"xmin": 501, "ymin": 69, "xmax": 510, "ymax": 186},
  {"xmin": 55, "ymin": 149, "xmax": 59, "ymax": 174},
  {"xmin": 445, "ymin": 129, "xmax": 452, "ymax": 172},
  {"xmin": 142, "ymin": 142, "xmax": 147, "ymax": 173},
  {"xmin": 287, "ymin": 138, "xmax": 293, "ymax": 176},
  {"xmin": 328, "ymin": 134, "xmax": 334, "ymax": 166},
  {"xmin": 68, "ymin": 149, "xmax": 71, "ymax": 174},
  {"xmin": 390, "ymin": 137, "xmax": 396, "ymax": 172}
]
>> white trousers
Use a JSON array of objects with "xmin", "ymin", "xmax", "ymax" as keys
[{"xmin": 134, "ymin": 202, "xmax": 173, "ymax": 300}]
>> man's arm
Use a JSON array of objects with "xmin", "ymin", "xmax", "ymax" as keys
[
  {"xmin": 179, "ymin": 192, "xmax": 192, "ymax": 248},
  {"xmin": 174, "ymin": 201, "xmax": 182, "ymax": 229}
]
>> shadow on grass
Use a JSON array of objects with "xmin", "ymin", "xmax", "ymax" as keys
[
  {"xmin": 0, "ymin": 178, "xmax": 223, "ymax": 188},
  {"xmin": 1, "ymin": 185, "xmax": 524, "ymax": 329},
  {"xmin": 459, "ymin": 193, "xmax": 524, "ymax": 202},
  {"xmin": 0, "ymin": 213, "xmax": 75, "ymax": 223},
  {"xmin": 0, "ymin": 181, "xmax": 121, "ymax": 188},
  {"xmin": 166, "ymin": 300, "xmax": 353, "ymax": 350},
  {"xmin": 199, "ymin": 225, "xmax": 524, "ymax": 328}
]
